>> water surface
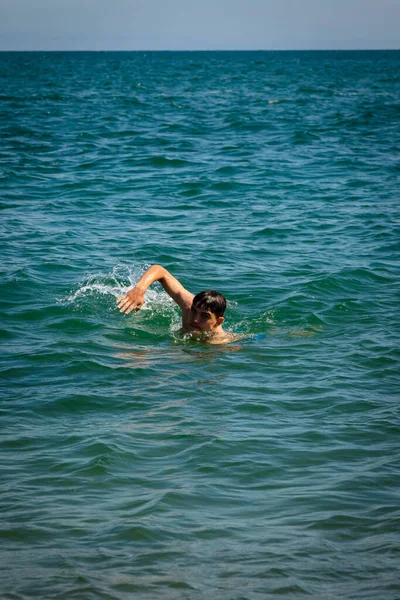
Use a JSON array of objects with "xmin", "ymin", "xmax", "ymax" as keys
[{"xmin": 1, "ymin": 50, "xmax": 400, "ymax": 599}]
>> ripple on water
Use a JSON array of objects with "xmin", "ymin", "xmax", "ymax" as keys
[{"xmin": 1, "ymin": 50, "xmax": 400, "ymax": 600}]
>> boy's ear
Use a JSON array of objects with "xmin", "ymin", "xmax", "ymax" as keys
[{"xmin": 217, "ymin": 316, "xmax": 224, "ymax": 326}]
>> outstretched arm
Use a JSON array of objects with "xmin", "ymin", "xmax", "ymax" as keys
[{"xmin": 117, "ymin": 265, "xmax": 194, "ymax": 315}]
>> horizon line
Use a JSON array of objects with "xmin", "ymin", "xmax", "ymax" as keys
[{"xmin": 1, "ymin": 48, "xmax": 399, "ymax": 53}]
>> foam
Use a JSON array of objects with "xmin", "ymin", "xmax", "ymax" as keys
[{"xmin": 59, "ymin": 263, "xmax": 177, "ymax": 315}]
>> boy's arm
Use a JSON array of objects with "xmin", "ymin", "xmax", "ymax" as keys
[{"xmin": 117, "ymin": 265, "xmax": 194, "ymax": 315}]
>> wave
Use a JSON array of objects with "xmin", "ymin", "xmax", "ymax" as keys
[
  {"xmin": 57, "ymin": 261, "xmax": 334, "ymax": 342},
  {"xmin": 59, "ymin": 264, "xmax": 143, "ymax": 304},
  {"xmin": 59, "ymin": 264, "xmax": 180, "ymax": 331}
]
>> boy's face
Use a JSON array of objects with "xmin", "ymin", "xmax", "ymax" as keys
[{"xmin": 189, "ymin": 302, "xmax": 223, "ymax": 333}]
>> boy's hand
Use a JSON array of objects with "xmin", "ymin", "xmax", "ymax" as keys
[{"xmin": 117, "ymin": 287, "xmax": 145, "ymax": 314}]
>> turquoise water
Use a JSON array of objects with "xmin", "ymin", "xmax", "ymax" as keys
[{"xmin": 1, "ymin": 51, "xmax": 400, "ymax": 599}]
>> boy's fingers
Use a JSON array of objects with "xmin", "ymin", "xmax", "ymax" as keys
[
  {"xmin": 117, "ymin": 298, "xmax": 131, "ymax": 309},
  {"xmin": 117, "ymin": 294, "xmax": 143, "ymax": 314},
  {"xmin": 121, "ymin": 302, "xmax": 142, "ymax": 315},
  {"xmin": 125, "ymin": 303, "xmax": 139, "ymax": 314},
  {"xmin": 118, "ymin": 301, "xmax": 140, "ymax": 314},
  {"xmin": 121, "ymin": 304, "xmax": 133, "ymax": 313},
  {"xmin": 117, "ymin": 303, "xmax": 128, "ymax": 312}
]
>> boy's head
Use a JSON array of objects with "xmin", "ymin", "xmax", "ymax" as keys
[{"xmin": 189, "ymin": 290, "xmax": 227, "ymax": 333}]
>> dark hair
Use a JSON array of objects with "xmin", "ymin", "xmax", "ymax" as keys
[{"xmin": 192, "ymin": 290, "xmax": 227, "ymax": 318}]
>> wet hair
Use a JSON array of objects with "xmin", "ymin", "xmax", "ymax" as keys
[{"xmin": 192, "ymin": 290, "xmax": 227, "ymax": 318}]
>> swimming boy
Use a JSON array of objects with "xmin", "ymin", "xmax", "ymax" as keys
[{"xmin": 117, "ymin": 264, "xmax": 234, "ymax": 343}]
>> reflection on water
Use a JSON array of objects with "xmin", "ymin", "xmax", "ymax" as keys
[
  {"xmin": 113, "ymin": 342, "xmax": 235, "ymax": 439},
  {"xmin": 114, "ymin": 344, "xmax": 231, "ymax": 402},
  {"xmin": 115, "ymin": 341, "xmax": 242, "ymax": 370}
]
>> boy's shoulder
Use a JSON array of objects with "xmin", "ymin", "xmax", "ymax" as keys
[{"xmin": 208, "ymin": 332, "xmax": 244, "ymax": 345}]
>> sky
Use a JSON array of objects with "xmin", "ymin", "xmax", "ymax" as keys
[{"xmin": 0, "ymin": 0, "xmax": 399, "ymax": 51}]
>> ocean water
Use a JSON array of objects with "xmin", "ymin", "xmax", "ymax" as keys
[{"xmin": 1, "ymin": 50, "xmax": 399, "ymax": 599}]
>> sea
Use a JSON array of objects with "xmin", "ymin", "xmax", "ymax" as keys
[{"xmin": 1, "ymin": 50, "xmax": 399, "ymax": 599}]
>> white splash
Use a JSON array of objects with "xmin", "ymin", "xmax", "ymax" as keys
[{"xmin": 58, "ymin": 263, "xmax": 177, "ymax": 318}]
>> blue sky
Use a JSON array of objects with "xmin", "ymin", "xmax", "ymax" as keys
[{"xmin": 0, "ymin": 0, "xmax": 399, "ymax": 51}]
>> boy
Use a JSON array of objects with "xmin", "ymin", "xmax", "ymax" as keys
[{"xmin": 117, "ymin": 264, "xmax": 234, "ymax": 343}]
